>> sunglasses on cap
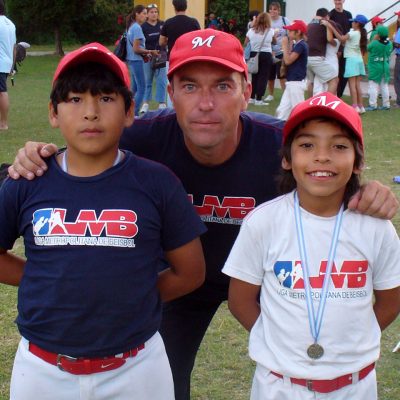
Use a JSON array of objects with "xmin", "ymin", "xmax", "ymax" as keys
[{"xmin": 147, "ymin": 3, "xmax": 158, "ymax": 8}]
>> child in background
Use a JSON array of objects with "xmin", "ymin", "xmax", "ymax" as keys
[
  {"xmin": 330, "ymin": 14, "xmax": 368, "ymax": 114},
  {"xmin": 0, "ymin": 42, "xmax": 206, "ymax": 400},
  {"xmin": 369, "ymin": 16, "xmax": 385, "ymax": 41},
  {"xmin": 366, "ymin": 25, "xmax": 393, "ymax": 111},
  {"xmin": 223, "ymin": 92, "xmax": 400, "ymax": 400},
  {"xmin": 275, "ymin": 20, "xmax": 308, "ymax": 121}
]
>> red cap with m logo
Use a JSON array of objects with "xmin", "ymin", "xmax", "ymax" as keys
[{"xmin": 283, "ymin": 92, "xmax": 363, "ymax": 147}]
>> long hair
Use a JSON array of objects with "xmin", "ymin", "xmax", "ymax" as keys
[
  {"xmin": 126, "ymin": 5, "xmax": 146, "ymax": 29},
  {"xmin": 358, "ymin": 24, "xmax": 368, "ymax": 55},
  {"xmin": 278, "ymin": 118, "xmax": 364, "ymax": 209},
  {"xmin": 253, "ymin": 12, "xmax": 271, "ymax": 33}
]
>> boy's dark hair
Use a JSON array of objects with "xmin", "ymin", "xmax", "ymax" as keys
[
  {"xmin": 173, "ymin": 0, "xmax": 187, "ymax": 12},
  {"xmin": 316, "ymin": 8, "xmax": 329, "ymax": 18},
  {"xmin": 278, "ymin": 118, "xmax": 364, "ymax": 208},
  {"xmin": 50, "ymin": 62, "xmax": 133, "ymax": 114}
]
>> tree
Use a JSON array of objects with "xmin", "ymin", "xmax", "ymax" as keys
[{"xmin": 7, "ymin": 0, "xmax": 131, "ymax": 54}]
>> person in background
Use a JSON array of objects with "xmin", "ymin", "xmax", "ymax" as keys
[
  {"xmin": 369, "ymin": 16, "xmax": 385, "ymax": 41},
  {"xmin": 275, "ymin": 20, "xmax": 308, "ymax": 121},
  {"xmin": 265, "ymin": 1, "xmax": 290, "ymax": 102},
  {"xmin": 307, "ymin": 8, "xmax": 338, "ymax": 96},
  {"xmin": 244, "ymin": 12, "xmax": 275, "ymax": 106},
  {"xmin": 126, "ymin": 5, "xmax": 159, "ymax": 116},
  {"xmin": 245, "ymin": 10, "xmax": 260, "ymax": 60},
  {"xmin": 328, "ymin": 14, "xmax": 368, "ymax": 114},
  {"xmin": 393, "ymin": 11, "xmax": 400, "ymax": 109},
  {"xmin": 0, "ymin": 0, "xmax": 16, "ymax": 130},
  {"xmin": 140, "ymin": 4, "xmax": 167, "ymax": 114},
  {"xmin": 365, "ymin": 25, "xmax": 392, "ymax": 111},
  {"xmin": 329, "ymin": 0, "xmax": 353, "ymax": 97},
  {"xmin": 206, "ymin": 12, "xmax": 218, "ymax": 29}
]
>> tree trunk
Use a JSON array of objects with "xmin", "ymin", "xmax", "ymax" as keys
[{"xmin": 54, "ymin": 27, "xmax": 64, "ymax": 56}]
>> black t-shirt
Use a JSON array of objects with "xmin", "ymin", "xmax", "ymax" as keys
[
  {"xmin": 329, "ymin": 8, "xmax": 353, "ymax": 33},
  {"xmin": 160, "ymin": 15, "xmax": 200, "ymax": 55},
  {"xmin": 119, "ymin": 109, "xmax": 284, "ymax": 292},
  {"xmin": 141, "ymin": 20, "xmax": 164, "ymax": 50}
]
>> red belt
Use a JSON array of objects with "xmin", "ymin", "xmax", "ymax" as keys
[
  {"xmin": 271, "ymin": 363, "xmax": 375, "ymax": 394},
  {"xmin": 29, "ymin": 342, "xmax": 145, "ymax": 375}
]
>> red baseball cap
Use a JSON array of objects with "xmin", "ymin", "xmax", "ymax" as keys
[
  {"xmin": 395, "ymin": 11, "xmax": 400, "ymax": 16},
  {"xmin": 168, "ymin": 29, "xmax": 248, "ymax": 80},
  {"xmin": 371, "ymin": 16, "xmax": 385, "ymax": 24},
  {"xmin": 283, "ymin": 20, "xmax": 307, "ymax": 34},
  {"xmin": 53, "ymin": 42, "xmax": 131, "ymax": 88},
  {"xmin": 283, "ymin": 92, "xmax": 363, "ymax": 147}
]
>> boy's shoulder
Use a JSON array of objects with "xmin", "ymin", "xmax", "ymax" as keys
[{"xmin": 245, "ymin": 193, "xmax": 292, "ymax": 223}]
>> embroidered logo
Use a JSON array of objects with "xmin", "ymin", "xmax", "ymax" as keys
[
  {"xmin": 309, "ymin": 95, "xmax": 341, "ymax": 110},
  {"xmin": 192, "ymin": 35, "xmax": 216, "ymax": 49}
]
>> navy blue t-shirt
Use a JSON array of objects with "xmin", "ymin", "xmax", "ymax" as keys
[
  {"xmin": 286, "ymin": 39, "xmax": 308, "ymax": 82},
  {"xmin": 120, "ymin": 110, "xmax": 284, "ymax": 293},
  {"xmin": 142, "ymin": 21, "xmax": 164, "ymax": 50},
  {"xmin": 0, "ymin": 151, "xmax": 206, "ymax": 357}
]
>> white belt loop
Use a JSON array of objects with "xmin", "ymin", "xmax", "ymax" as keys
[{"xmin": 351, "ymin": 372, "xmax": 359, "ymax": 384}]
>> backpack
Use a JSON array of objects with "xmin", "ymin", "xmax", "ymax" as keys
[{"xmin": 114, "ymin": 32, "xmax": 128, "ymax": 61}]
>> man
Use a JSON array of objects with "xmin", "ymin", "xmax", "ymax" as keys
[
  {"xmin": 159, "ymin": 0, "xmax": 200, "ymax": 56},
  {"xmin": 8, "ymin": 30, "xmax": 399, "ymax": 400},
  {"xmin": 0, "ymin": 0, "xmax": 16, "ymax": 130},
  {"xmin": 329, "ymin": 0, "xmax": 353, "ymax": 97},
  {"xmin": 307, "ymin": 8, "xmax": 338, "ymax": 95}
]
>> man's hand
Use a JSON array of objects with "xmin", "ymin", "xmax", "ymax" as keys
[
  {"xmin": 348, "ymin": 181, "xmax": 399, "ymax": 219},
  {"xmin": 8, "ymin": 142, "xmax": 58, "ymax": 180}
]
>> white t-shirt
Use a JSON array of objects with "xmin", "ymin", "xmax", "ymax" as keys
[
  {"xmin": 271, "ymin": 16, "xmax": 290, "ymax": 55},
  {"xmin": 223, "ymin": 191, "xmax": 400, "ymax": 379},
  {"xmin": 0, "ymin": 15, "xmax": 16, "ymax": 73},
  {"xmin": 344, "ymin": 29, "xmax": 362, "ymax": 58},
  {"xmin": 246, "ymin": 28, "xmax": 274, "ymax": 53}
]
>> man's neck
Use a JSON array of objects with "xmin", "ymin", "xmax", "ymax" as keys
[
  {"xmin": 335, "ymin": 7, "xmax": 344, "ymax": 12},
  {"xmin": 175, "ymin": 11, "xmax": 186, "ymax": 16},
  {"xmin": 184, "ymin": 121, "xmax": 243, "ymax": 167}
]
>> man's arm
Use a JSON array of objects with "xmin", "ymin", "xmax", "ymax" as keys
[
  {"xmin": 281, "ymin": 36, "xmax": 300, "ymax": 66},
  {"xmin": 157, "ymin": 238, "xmax": 205, "ymax": 302},
  {"xmin": 159, "ymin": 35, "xmax": 168, "ymax": 47},
  {"xmin": 228, "ymin": 278, "xmax": 261, "ymax": 331},
  {"xmin": 0, "ymin": 248, "xmax": 25, "ymax": 286},
  {"xmin": 373, "ymin": 287, "xmax": 400, "ymax": 331},
  {"xmin": 8, "ymin": 141, "xmax": 59, "ymax": 179},
  {"xmin": 348, "ymin": 181, "xmax": 399, "ymax": 219}
]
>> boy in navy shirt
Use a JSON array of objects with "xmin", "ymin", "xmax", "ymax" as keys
[
  {"xmin": 276, "ymin": 19, "xmax": 309, "ymax": 120},
  {"xmin": 0, "ymin": 43, "xmax": 206, "ymax": 400}
]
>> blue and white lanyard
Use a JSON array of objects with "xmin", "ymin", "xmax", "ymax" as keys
[
  {"xmin": 293, "ymin": 191, "xmax": 344, "ymax": 344},
  {"xmin": 61, "ymin": 150, "xmax": 123, "ymax": 173}
]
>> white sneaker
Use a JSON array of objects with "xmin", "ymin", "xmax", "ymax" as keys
[
  {"xmin": 255, "ymin": 100, "xmax": 269, "ymax": 106},
  {"xmin": 264, "ymin": 95, "xmax": 274, "ymax": 102},
  {"xmin": 358, "ymin": 106, "xmax": 366, "ymax": 114},
  {"xmin": 158, "ymin": 103, "xmax": 167, "ymax": 109},
  {"xmin": 139, "ymin": 103, "xmax": 149, "ymax": 114},
  {"xmin": 248, "ymin": 98, "xmax": 255, "ymax": 104}
]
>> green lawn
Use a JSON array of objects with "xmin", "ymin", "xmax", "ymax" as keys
[{"xmin": 0, "ymin": 54, "xmax": 399, "ymax": 399}]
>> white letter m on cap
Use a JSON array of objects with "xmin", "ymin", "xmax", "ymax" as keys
[
  {"xmin": 309, "ymin": 95, "xmax": 341, "ymax": 110},
  {"xmin": 192, "ymin": 35, "xmax": 216, "ymax": 49}
]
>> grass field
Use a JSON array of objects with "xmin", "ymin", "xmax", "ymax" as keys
[{"xmin": 0, "ymin": 52, "xmax": 399, "ymax": 399}]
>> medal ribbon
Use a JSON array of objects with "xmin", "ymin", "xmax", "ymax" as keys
[
  {"xmin": 61, "ymin": 150, "xmax": 123, "ymax": 173},
  {"xmin": 294, "ymin": 191, "xmax": 344, "ymax": 344}
]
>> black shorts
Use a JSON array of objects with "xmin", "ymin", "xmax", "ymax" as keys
[
  {"xmin": 0, "ymin": 73, "xmax": 8, "ymax": 92},
  {"xmin": 268, "ymin": 59, "xmax": 284, "ymax": 80}
]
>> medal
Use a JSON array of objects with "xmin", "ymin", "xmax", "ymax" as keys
[
  {"xmin": 307, "ymin": 343, "xmax": 324, "ymax": 359},
  {"xmin": 294, "ymin": 191, "xmax": 344, "ymax": 360}
]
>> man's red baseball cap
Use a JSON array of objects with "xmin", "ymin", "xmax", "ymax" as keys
[
  {"xmin": 371, "ymin": 16, "xmax": 385, "ymax": 25},
  {"xmin": 283, "ymin": 92, "xmax": 363, "ymax": 147},
  {"xmin": 167, "ymin": 29, "xmax": 248, "ymax": 80},
  {"xmin": 283, "ymin": 20, "xmax": 307, "ymax": 34},
  {"xmin": 53, "ymin": 42, "xmax": 131, "ymax": 88}
]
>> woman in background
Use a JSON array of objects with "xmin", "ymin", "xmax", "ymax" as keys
[
  {"xmin": 140, "ymin": 4, "xmax": 167, "ymax": 113},
  {"xmin": 126, "ymin": 5, "xmax": 158, "ymax": 115}
]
